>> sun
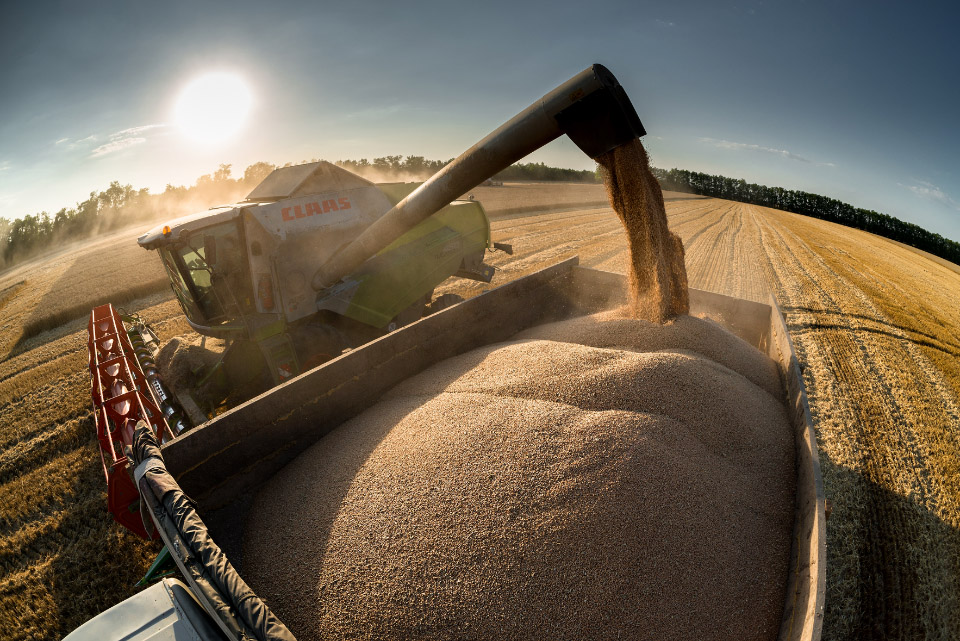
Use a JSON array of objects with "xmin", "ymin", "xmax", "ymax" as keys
[{"xmin": 173, "ymin": 72, "xmax": 253, "ymax": 144}]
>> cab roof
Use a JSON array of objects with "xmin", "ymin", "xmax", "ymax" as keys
[
  {"xmin": 137, "ymin": 205, "xmax": 246, "ymax": 250},
  {"xmin": 138, "ymin": 162, "xmax": 377, "ymax": 250},
  {"xmin": 245, "ymin": 161, "xmax": 374, "ymax": 202}
]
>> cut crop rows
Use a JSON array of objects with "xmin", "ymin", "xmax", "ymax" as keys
[{"xmin": 1, "ymin": 193, "xmax": 958, "ymax": 640}]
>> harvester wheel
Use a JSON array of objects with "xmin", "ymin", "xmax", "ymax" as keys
[
  {"xmin": 427, "ymin": 293, "xmax": 464, "ymax": 315},
  {"xmin": 291, "ymin": 315, "xmax": 356, "ymax": 372},
  {"xmin": 387, "ymin": 293, "xmax": 433, "ymax": 331}
]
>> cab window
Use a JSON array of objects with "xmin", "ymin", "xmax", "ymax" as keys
[
  {"xmin": 159, "ymin": 248, "xmax": 202, "ymax": 321},
  {"xmin": 170, "ymin": 222, "xmax": 246, "ymax": 324}
]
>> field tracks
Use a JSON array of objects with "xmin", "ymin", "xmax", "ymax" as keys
[{"xmin": 0, "ymin": 192, "xmax": 959, "ymax": 639}]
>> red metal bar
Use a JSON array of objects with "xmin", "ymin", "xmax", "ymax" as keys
[{"xmin": 87, "ymin": 304, "xmax": 170, "ymax": 539}]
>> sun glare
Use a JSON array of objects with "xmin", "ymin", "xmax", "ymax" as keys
[{"xmin": 173, "ymin": 72, "xmax": 253, "ymax": 144}]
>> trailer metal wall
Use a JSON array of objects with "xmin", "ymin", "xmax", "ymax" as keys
[{"xmin": 769, "ymin": 295, "xmax": 827, "ymax": 641}]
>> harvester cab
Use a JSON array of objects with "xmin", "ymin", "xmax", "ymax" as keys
[{"xmin": 137, "ymin": 162, "xmax": 499, "ymax": 405}]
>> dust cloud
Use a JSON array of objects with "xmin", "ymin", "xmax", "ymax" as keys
[{"xmin": 346, "ymin": 168, "xmax": 432, "ymax": 184}]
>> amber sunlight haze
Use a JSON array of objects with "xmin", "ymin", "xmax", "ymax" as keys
[{"xmin": 2, "ymin": 2, "xmax": 960, "ymax": 641}]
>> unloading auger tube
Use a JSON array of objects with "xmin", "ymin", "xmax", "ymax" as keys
[{"xmin": 311, "ymin": 63, "xmax": 645, "ymax": 290}]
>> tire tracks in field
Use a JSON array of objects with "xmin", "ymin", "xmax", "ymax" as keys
[
  {"xmin": 491, "ymin": 211, "xmax": 624, "ymax": 274},
  {"xmin": 665, "ymin": 199, "xmax": 720, "ymax": 223},
  {"xmin": 776, "ymin": 219, "xmax": 958, "ymax": 506},
  {"xmin": 0, "ymin": 411, "xmax": 94, "ymax": 487},
  {"xmin": 490, "ymin": 208, "xmax": 613, "ymax": 239},
  {"xmin": 483, "ymin": 200, "xmax": 716, "ymax": 288},
  {"xmin": 783, "ymin": 309, "xmax": 960, "ymax": 357},
  {"xmin": 672, "ymin": 202, "xmax": 735, "ymax": 249},
  {"xmin": 754, "ymin": 213, "xmax": 900, "ymax": 639},
  {"xmin": 433, "ymin": 208, "xmax": 627, "ymax": 301},
  {"xmin": 561, "ymin": 199, "xmax": 718, "ymax": 275},
  {"xmin": 0, "ymin": 371, "xmax": 89, "ymax": 453},
  {"xmin": 733, "ymin": 205, "xmax": 770, "ymax": 303},
  {"xmin": 753, "ymin": 207, "xmax": 959, "ymax": 639},
  {"xmin": 780, "ymin": 217, "xmax": 960, "ymax": 635},
  {"xmin": 824, "ymin": 249, "xmax": 960, "ymax": 429},
  {"xmin": 680, "ymin": 202, "xmax": 748, "ymax": 297}
]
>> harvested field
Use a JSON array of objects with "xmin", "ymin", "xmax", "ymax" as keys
[
  {"xmin": 464, "ymin": 182, "xmax": 701, "ymax": 217},
  {"xmin": 0, "ymin": 184, "xmax": 959, "ymax": 639},
  {"xmin": 0, "ymin": 224, "xmax": 170, "ymax": 359},
  {"xmin": 243, "ymin": 310, "xmax": 794, "ymax": 641}
]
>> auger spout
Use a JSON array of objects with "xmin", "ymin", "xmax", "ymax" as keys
[{"xmin": 311, "ymin": 63, "xmax": 645, "ymax": 291}]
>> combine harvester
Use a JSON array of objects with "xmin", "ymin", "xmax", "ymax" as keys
[
  {"xmin": 75, "ymin": 64, "xmax": 825, "ymax": 641},
  {"xmin": 87, "ymin": 137, "xmax": 510, "ymax": 535}
]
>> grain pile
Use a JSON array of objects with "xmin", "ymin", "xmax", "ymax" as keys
[
  {"xmin": 243, "ymin": 310, "xmax": 794, "ymax": 641},
  {"xmin": 597, "ymin": 139, "xmax": 689, "ymax": 322}
]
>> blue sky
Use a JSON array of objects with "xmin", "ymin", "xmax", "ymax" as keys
[{"xmin": 1, "ymin": 0, "xmax": 958, "ymax": 239}]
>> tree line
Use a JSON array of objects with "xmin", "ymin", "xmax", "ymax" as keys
[
  {"xmin": 494, "ymin": 161, "xmax": 599, "ymax": 183},
  {"xmin": 1, "ymin": 156, "xmax": 956, "ymax": 270},
  {"xmin": 654, "ymin": 168, "xmax": 960, "ymax": 264},
  {"xmin": 0, "ymin": 156, "xmax": 599, "ymax": 269},
  {"xmin": 336, "ymin": 156, "xmax": 600, "ymax": 183},
  {"xmin": 0, "ymin": 162, "xmax": 273, "ymax": 268}
]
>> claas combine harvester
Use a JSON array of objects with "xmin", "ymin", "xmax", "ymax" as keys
[
  {"xmin": 140, "ymin": 162, "xmax": 508, "ymax": 392},
  {"xmin": 88, "ymin": 150, "xmax": 512, "ymax": 535},
  {"xmin": 76, "ymin": 64, "xmax": 824, "ymax": 641}
]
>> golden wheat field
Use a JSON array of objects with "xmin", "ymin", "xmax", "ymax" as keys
[{"xmin": 1, "ymin": 184, "xmax": 959, "ymax": 640}]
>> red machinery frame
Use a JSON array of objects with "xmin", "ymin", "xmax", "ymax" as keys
[{"xmin": 87, "ymin": 304, "xmax": 170, "ymax": 539}]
